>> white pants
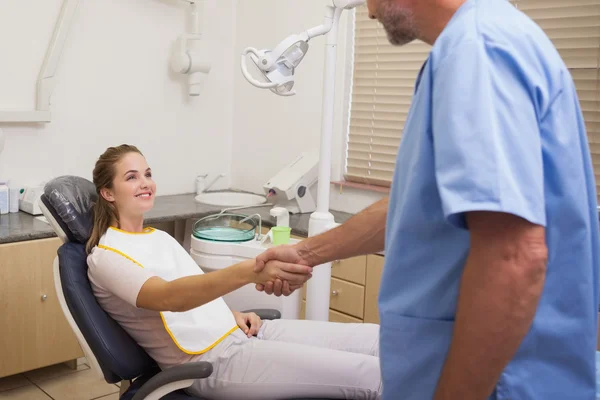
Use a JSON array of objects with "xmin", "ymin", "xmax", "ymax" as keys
[{"xmin": 187, "ymin": 319, "xmax": 382, "ymax": 400}]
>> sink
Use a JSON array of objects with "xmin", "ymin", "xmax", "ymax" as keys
[{"xmin": 194, "ymin": 191, "xmax": 267, "ymax": 207}]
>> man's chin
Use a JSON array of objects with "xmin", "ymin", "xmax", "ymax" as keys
[{"xmin": 385, "ymin": 30, "xmax": 417, "ymax": 46}]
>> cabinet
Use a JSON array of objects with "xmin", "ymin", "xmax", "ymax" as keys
[
  {"xmin": 299, "ymin": 254, "xmax": 385, "ymax": 324},
  {"xmin": 0, "ymin": 237, "xmax": 83, "ymax": 378}
]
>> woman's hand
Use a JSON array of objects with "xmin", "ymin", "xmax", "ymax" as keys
[
  {"xmin": 254, "ymin": 257, "xmax": 313, "ymax": 289},
  {"xmin": 233, "ymin": 311, "xmax": 262, "ymax": 338},
  {"xmin": 254, "ymin": 244, "xmax": 313, "ymax": 296}
]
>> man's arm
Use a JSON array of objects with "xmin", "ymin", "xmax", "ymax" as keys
[
  {"xmin": 298, "ymin": 196, "xmax": 389, "ymax": 265},
  {"xmin": 254, "ymin": 197, "xmax": 388, "ymax": 295},
  {"xmin": 433, "ymin": 211, "xmax": 548, "ymax": 400}
]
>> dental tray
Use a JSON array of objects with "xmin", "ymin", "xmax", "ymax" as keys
[{"xmin": 192, "ymin": 213, "xmax": 258, "ymax": 242}]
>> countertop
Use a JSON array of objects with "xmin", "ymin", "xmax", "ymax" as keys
[{"xmin": 0, "ymin": 193, "xmax": 354, "ymax": 245}]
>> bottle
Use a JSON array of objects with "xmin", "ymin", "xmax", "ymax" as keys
[
  {"xmin": 0, "ymin": 183, "xmax": 8, "ymax": 215},
  {"xmin": 9, "ymin": 185, "xmax": 20, "ymax": 213}
]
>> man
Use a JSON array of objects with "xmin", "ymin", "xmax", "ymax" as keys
[{"xmin": 255, "ymin": 0, "xmax": 600, "ymax": 399}]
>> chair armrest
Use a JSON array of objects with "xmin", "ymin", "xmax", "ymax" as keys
[
  {"xmin": 243, "ymin": 308, "xmax": 281, "ymax": 320},
  {"xmin": 130, "ymin": 362, "xmax": 213, "ymax": 400}
]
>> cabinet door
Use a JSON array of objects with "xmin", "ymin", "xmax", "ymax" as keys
[
  {"xmin": 302, "ymin": 278, "xmax": 365, "ymax": 319},
  {"xmin": 329, "ymin": 278, "xmax": 365, "ymax": 319},
  {"xmin": 364, "ymin": 255, "xmax": 385, "ymax": 324},
  {"xmin": 0, "ymin": 238, "xmax": 83, "ymax": 377},
  {"xmin": 331, "ymin": 256, "xmax": 367, "ymax": 285}
]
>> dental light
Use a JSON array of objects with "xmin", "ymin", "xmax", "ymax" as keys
[
  {"xmin": 241, "ymin": 0, "xmax": 364, "ymax": 97},
  {"xmin": 241, "ymin": 0, "xmax": 366, "ymax": 321},
  {"xmin": 241, "ymin": 31, "xmax": 310, "ymax": 97}
]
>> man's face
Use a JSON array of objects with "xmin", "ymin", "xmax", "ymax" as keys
[{"xmin": 367, "ymin": 0, "xmax": 419, "ymax": 46}]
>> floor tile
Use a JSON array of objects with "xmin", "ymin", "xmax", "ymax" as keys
[
  {"xmin": 0, "ymin": 385, "xmax": 52, "ymax": 399},
  {"xmin": 24, "ymin": 362, "xmax": 89, "ymax": 384},
  {"xmin": 91, "ymin": 393, "xmax": 119, "ymax": 400},
  {"xmin": 0, "ymin": 374, "xmax": 30, "ymax": 392},
  {"xmin": 35, "ymin": 368, "xmax": 118, "ymax": 400}
]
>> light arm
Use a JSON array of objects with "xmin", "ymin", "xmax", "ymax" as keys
[{"xmin": 241, "ymin": 0, "xmax": 365, "ymax": 320}]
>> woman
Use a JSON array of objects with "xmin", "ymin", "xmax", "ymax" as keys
[{"xmin": 86, "ymin": 144, "xmax": 381, "ymax": 400}]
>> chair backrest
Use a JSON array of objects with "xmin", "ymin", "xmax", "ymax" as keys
[{"xmin": 40, "ymin": 176, "xmax": 158, "ymax": 384}]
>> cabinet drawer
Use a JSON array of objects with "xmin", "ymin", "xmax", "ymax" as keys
[
  {"xmin": 332, "ymin": 256, "xmax": 366, "ymax": 285},
  {"xmin": 329, "ymin": 309, "xmax": 363, "ymax": 324},
  {"xmin": 329, "ymin": 278, "xmax": 365, "ymax": 319},
  {"xmin": 301, "ymin": 278, "xmax": 366, "ymax": 319},
  {"xmin": 300, "ymin": 301, "xmax": 363, "ymax": 323},
  {"xmin": 364, "ymin": 255, "xmax": 385, "ymax": 324}
]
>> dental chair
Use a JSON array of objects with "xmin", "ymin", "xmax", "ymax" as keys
[{"xmin": 39, "ymin": 175, "xmax": 330, "ymax": 400}]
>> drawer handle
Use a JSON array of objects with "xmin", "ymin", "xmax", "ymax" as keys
[
  {"xmin": 41, "ymin": 294, "xmax": 48, "ymax": 302},
  {"xmin": 332, "ymin": 290, "xmax": 339, "ymax": 297}
]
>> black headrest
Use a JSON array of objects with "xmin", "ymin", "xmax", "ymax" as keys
[
  {"xmin": 58, "ymin": 242, "xmax": 157, "ymax": 383},
  {"xmin": 42, "ymin": 176, "xmax": 97, "ymax": 243}
]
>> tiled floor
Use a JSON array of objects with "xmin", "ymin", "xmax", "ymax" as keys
[{"xmin": 0, "ymin": 359, "xmax": 120, "ymax": 400}]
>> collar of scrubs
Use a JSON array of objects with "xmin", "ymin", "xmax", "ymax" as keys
[
  {"xmin": 437, "ymin": 0, "xmax": 475, "ymax": 41},
  {"xmin": 414, "ymin": 0, "xmax": 475, "ymax": 93}
]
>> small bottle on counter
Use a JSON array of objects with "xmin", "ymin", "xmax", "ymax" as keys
[
  {"xmin": 0, "ymin": 182, "xmax": 8, "ymax": 215},
  {"xmin": 9, "ymin": 185, "xmax": 20, "ymax": 213}
]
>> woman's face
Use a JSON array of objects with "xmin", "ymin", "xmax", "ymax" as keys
[{"xmin": 101, "ymin": 152, "xmax": 156, "ymax": 218}]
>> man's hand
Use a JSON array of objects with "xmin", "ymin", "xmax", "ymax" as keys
[
  {"xmin": 232, "ymin": 311, "xmax": 262, "ymax": 337},
  {"xmin": 255, "ymin": 244, "xmax": 312, "ymax": 296},
  {"xmin": 253, "ymin": 254, "xmax": 313, "ymax": 291}
]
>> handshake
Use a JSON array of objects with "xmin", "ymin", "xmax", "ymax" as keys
[{"xmin": 253, "ymin": 243, "xmax": 314, "ymax": 297}]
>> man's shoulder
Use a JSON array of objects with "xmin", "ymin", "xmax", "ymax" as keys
[{"xmin": 432, "ymin": 0, "xmax": 560, "ymax": 67}]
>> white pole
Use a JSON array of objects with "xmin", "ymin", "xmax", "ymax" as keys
[{"xmin": 305, "ymin": 7, "xmax": 343, "ymax": 321}]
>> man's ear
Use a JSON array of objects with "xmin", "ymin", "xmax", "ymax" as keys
[{"xmin": 100, "ymin": 187, "xmax": 115, "ymax": 203}]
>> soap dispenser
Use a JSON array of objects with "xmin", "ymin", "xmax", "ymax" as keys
[{"xmin": 270, "ymin": 207, "xmax": 289, "ymax": 227}]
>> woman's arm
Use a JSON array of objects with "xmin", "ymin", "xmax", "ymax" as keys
[{"xmin": 136, "ymin": 259, "xmax": 313, "ymax": 312}]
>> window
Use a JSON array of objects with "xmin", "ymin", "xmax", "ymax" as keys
[
  {"xmin": 345, "ymin": 6, "xmax": 431, "ymax": 187},
  {"xmin": 346, "ymin": 1, "xmax": 600, "ymax": 199}
]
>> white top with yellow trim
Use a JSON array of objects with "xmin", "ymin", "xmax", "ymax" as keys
[{"xmin": 97, "ymin": 227, "xmax": 237, "ymax": 354}]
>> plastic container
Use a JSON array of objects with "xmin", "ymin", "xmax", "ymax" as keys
[
  {"xmin": 271, "ymin": 226, "xmax": 291, "ymax": 245},
  {"xmin": 0, "ymin": 183, "xmax": 8, "ymax": 215},
  {"xmin": 192, "ymin": 213, "xmax": 258, "ymax": 243},
  {"xmin": 9, "ymin": 186, "xmax": 20, "ymax": 213}
]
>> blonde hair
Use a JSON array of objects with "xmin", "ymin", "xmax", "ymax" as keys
[{"xmin": 86, "ymin": 144, "xmax": 143, "ymax": 254}]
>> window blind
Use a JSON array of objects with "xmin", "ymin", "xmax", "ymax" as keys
[{"xmin": 345, "ymin": 6, "xmax": 431, "ymax": 187}]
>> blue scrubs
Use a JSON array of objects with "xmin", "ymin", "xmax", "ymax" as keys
[{"xmin": 379, "ymin": 0, "xmax": 600, "ymax": 399}]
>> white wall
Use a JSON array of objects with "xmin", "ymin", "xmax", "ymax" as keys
[
  {"xmin": 0, "ymin": 0, "xmax": 385, "ymax": 214},
  {"xmin": 0, "ymin": 0, "xmax": 236, "ymax": 195},
  {"xmin": 231, "ymin": 0, "xmax": 384, "ymax": 214}
]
